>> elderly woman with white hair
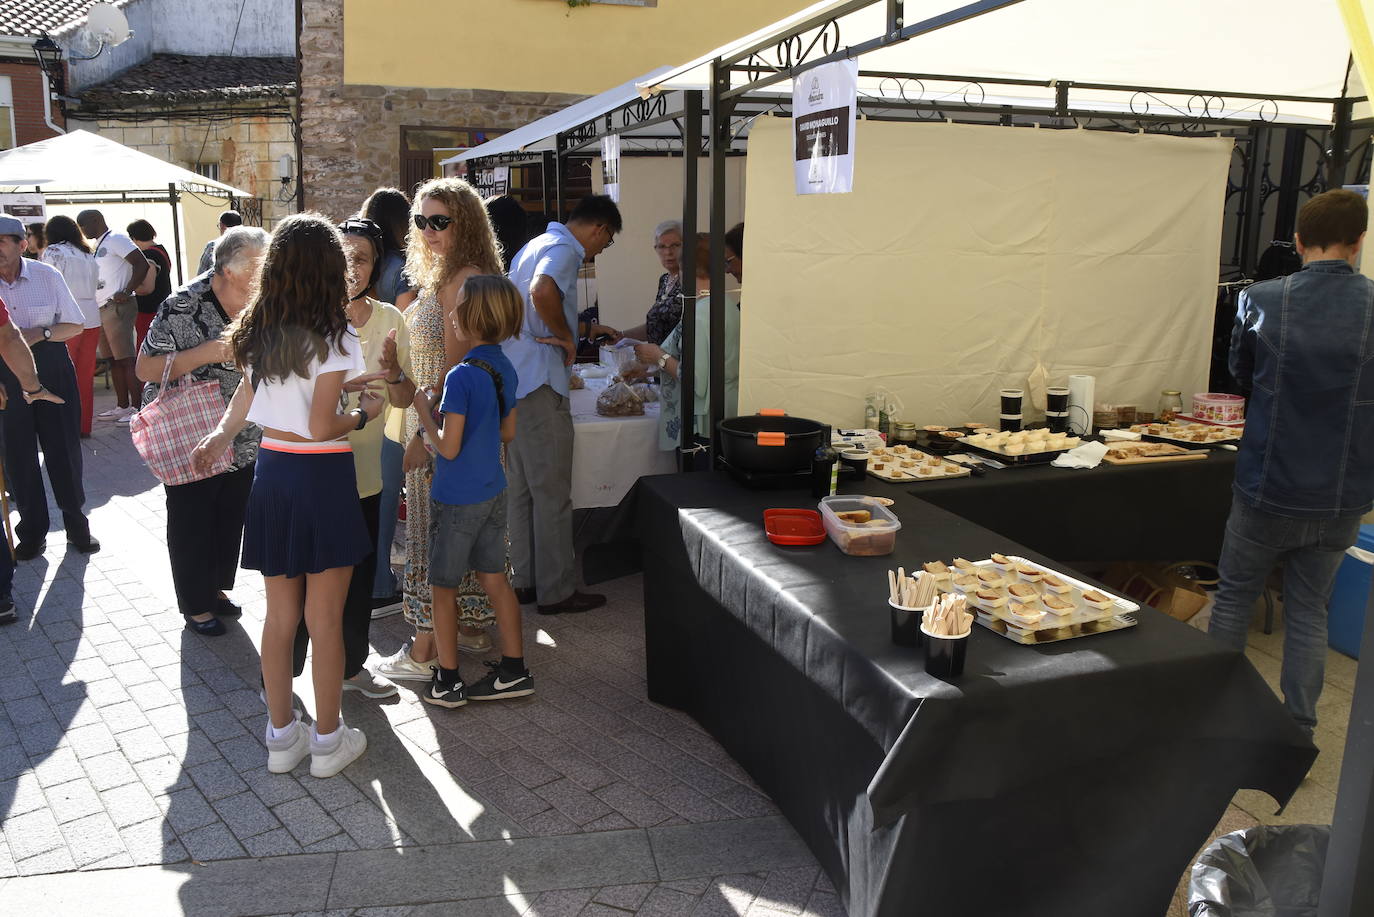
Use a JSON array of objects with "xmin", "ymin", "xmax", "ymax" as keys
[
  {"xmin": 619, "ymin": 219, "xmax": 684, "ymax": 345},
  {"xmin": 136, "ymin": 226, "xmax": 270, "ymax": 636}
]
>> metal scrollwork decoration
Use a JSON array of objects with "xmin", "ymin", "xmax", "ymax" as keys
[
  {"xmin": 871, "ymin": 75, "xmax": 988, "ymax": 121},
  {"xmin": 774, "ymin": 17, "xmax": 841, "ymax": 71},
  {"xmin": 618, "ymin": 93, "xmax": 668, "ymax": 131},
  {"xmin": 1128, "ymin": 90, "xmax": 1280, "ymax": 131}
]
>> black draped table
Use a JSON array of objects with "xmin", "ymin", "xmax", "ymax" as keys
[{"xmin": 633, "ymin": 471, "xmax": 1312, "ymax": 917}]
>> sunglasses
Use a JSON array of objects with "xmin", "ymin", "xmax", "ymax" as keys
[
  {"xmin": 338, "ymin": 217, "xmax": 383, "ymax": 241},
  {"xmin": 413, "ymin": 214, "xmax": 454, "ymax": 232}
]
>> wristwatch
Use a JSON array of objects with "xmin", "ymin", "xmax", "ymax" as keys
[
  {"xmin": 41, "ymin": 327, "xmax": 51, "ymax": 341},
  {"xmin": 657, "ymin": 353, "xmax": 671, "ymax": 369},
  {"xmin": 386, "ymin": 368, "xmax": 407, "ymax": 385},
  {"xmin": 352, "ymin": 408, "xmax": 367, "ymax": 430}
]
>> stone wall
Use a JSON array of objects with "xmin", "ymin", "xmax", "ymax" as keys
[
  {"xmin": 69, "ymin": 108, "xmax": 299, "ymax": 230},
  {"xmin": 299, "ymin": 0, "xmax": 582, "ymax": 221}
]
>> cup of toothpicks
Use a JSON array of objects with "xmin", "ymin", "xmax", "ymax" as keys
[
  {"xmin": 920, "ymin": 592, "xmax": 973, "ymax": 679},
  {"xmin": 887, "ymin": 567, "xmax": 937, "ymax": 647}
]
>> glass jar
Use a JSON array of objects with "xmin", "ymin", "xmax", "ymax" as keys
[
  {"xmin": 1158, "ymin": 390, "xmax": 1183, "ymax": 422},
  {"xmin": 894, "ymin": 421, "xmax": 918, "ymax": 443}
]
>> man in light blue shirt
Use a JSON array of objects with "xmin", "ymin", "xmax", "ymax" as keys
[{"xmin": 502, "ymin": 195, "xmax": 621, "ymax": 615}]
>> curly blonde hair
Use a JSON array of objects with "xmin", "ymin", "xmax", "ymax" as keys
[{"xmin": 405, "ymin": 177, "xmax": 503, "ymax": 296}]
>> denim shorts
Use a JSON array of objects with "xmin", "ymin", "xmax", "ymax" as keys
[{"xmin": 428, "ymin": 493, "xmax": 507, "ymax": 587}]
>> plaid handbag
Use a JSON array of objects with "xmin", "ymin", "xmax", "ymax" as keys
[{"xmin": 129, "ymin": 350, "xmax": 233, "ymax": 486}]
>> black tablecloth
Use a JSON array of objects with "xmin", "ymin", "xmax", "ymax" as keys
[
  {"xmin": 635, "ymin": 471, "xmax": 1313, "ymax": 917},
  {"xmin": 891, "ymin": 450, "xmax": 1238, "ymax": 562}
]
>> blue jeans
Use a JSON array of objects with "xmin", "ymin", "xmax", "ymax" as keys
[
  {"xmin": 1208, "ymin": 496, "xmax": 1363, "ymax": 733},
  {"xmin": 372, "ymin": 435, "xmax": 404, "ymax": 598}
]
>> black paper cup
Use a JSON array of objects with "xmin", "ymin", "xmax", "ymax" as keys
[
  {"xmin": 889, "ymin": 599, "xmax": 926, "ymax": 647},
  {"xmin": 921, "ymin": 625, "xmax": 969, "ymax": 679},
  {"xmin": 1046, "ymin": 387, "xmax": 1070, "ymax": 413},
  {"xmin": 1045, "ymin": 410, "xmax": 1069, "ymax": 434},
  {"xmin": 999, "ymin": 413, "xmax": 1023, "ymax": 433},
  {"xmin": 999, "ymin": 389, "xmax": 1024, "ymax": 415}
]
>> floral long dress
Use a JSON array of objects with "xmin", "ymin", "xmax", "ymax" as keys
[{"xmin": 401, "ymin": 291, "xmax": 495, "ymax": 630}]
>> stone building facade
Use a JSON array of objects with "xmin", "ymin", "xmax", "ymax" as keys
[
  {"xmin": 298, "ymin": 0, "xmax": 582, "ymax": 221},
  {"xmin": 65, "ymin": 55, "xmax": 298, "ymax": 229}
]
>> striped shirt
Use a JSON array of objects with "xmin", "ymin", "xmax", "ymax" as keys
[{"xmin": 0, "ymin": 257, "xmax": 83, "ymax": 331}]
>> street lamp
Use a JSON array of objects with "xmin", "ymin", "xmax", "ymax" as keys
[{"xmin": 31, "ymin": 33, "xmax": 65, "ymax": 97}]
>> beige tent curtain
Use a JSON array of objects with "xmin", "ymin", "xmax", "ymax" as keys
[{"xmin": 738, "ymin": 116, "xmax": 1232, "ymax": 427}]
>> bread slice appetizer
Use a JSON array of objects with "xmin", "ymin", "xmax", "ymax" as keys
[
  {"xmin": 974, "ymin": 589, "xmax": 1005, "ymax": 608},
  {"xmin": 1042, "ymin": 593, "xmax": 1075, "ymax": 615},
  {"xmin": 1081, "ymin": 590, "xmax": 1114, "ymax": 610},
  {"xmin": 1015, "ymin": 563, "xmax": 1043, "ymax": 582},
  {"xmin": 989, "ymin": 553, "xmax": 1013, "ymax": 570},
  {"xmin": 976, "ymin": 568, "xmax": 1004, "ymax": 587},
  {"xmin": 1040, "ymin": 573, "xmax": 1072, "ymax": 594},
  {"xmin": 1006, "ymin": 602, "xmax": 1044, "ymax": 626},
  {"xmin": 1004, "ymin": 443, "xmax": 1026, "ymax": 455},
  {"xmin": 923, "ymin": 561, "xmax": 952, "ymax": 581},
  {"xmin": 1007, "ymin": 582, "xmax": 1038, "ymax": 600},
  {"xmin": 952, "ymin": 557, "xmax": 977, "ymax": 572},
  {"xmin": 951, "ymin": 574, "xmax": 978, "ymax": 593}
]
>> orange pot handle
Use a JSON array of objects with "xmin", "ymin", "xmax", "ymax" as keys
[
  {"xmin": 756, "ymin": 432, "xmax": 787, "ymax": 447},
  {"xmin": 757, "ymin": 408, "xmax": 786, "ymax": 417}
]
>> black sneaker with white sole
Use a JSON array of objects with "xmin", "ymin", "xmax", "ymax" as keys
[
  {"xmin": 466, "ymin": 661, "xmax": 535, "ymax": 701},
  {"xmin": 0, "ymin": 596, "xmax": 15, "ymax": 626},
  {"xmin": 422, "ymin": 667, "xmax": 467, "ymax": 708}
]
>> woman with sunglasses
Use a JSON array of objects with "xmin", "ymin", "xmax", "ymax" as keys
[{"xmin": 375, "ymin": 178, "xmax": 505, "ymax": 685}]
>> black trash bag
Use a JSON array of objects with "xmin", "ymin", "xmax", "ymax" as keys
[{"xmin": 1189, "ymin": 825, "xmax": 1329, "ymax": 917}]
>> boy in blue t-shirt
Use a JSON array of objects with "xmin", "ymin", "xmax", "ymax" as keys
[{"xmin": 413, "ymin": 276, "xmax": 529, "ymax": 707}]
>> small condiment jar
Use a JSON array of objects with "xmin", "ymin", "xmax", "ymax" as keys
[
  {"xmin": 894, "ymin": 421, "xmax": 918, "ymax": 443},
  {"xmin": 1158, "ymin": 390, "xmax": 1183, "ymax": 422}
]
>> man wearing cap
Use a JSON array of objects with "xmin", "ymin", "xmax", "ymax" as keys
[
  {"xmin": 197, "ymin": 210, "xmax": 243, "ymax": 275},
  {"xmin": 0, "ymin": 215, "xmax": 97, "ymax": 562}
]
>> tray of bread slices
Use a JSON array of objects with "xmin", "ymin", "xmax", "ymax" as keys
[
  {"xmin": 956, "ymin": 428, "xmax": 1083, "ymax": 464},
  {"xmin": 866, "ymin": 444, "xmax": 971, "ymax": 482},
  {"xmin": 918, "ymin": 554, "xmax": 1139, "ymax": 644},
  {"xmin": 1133, "ymin": 421, "xmax": 1242, "ymax": 446}
]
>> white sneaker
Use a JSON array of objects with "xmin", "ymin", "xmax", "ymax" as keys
[
  {"xmin": 310, "ymin": 722, "xmax": 367, "ymax": 778},
  {"xmin": 265, "ymin": 712, "xmax": 310, "ymax": 774},
  {"xmin": 96, "ymin": 406, "xmax": 127, "ymax": 419},
  {"xmin": 374, "ymin": 643, "xmax": 435, "ymax": 682},
  {"xmin": 343, "ymin": 669, "xmax": 398, "ymax": 698},
  {"xmin": 116, "ymin": 409, "xmax": 136, "ymax": 424}
]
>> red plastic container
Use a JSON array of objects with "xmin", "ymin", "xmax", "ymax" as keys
[{"xmin": 763, "ymin": 508, "xmax": 826, "ymax": 546}]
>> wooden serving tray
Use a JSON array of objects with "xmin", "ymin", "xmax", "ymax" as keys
[{"xmin": 1102, "ymin": 449, "xmax": 1209, "ymax": 465}]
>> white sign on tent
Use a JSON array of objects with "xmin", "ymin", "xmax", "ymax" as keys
[
  {"xmin": 792, "ymin": 59, "xmax": 858, "ymax": 195},
  {"xmin": 601, "ymin": 135, "xmax": 622, "ymax": 202},
  {"xmin": 0, "ymin": 193, "xmax": 45, "ymax": 222}
]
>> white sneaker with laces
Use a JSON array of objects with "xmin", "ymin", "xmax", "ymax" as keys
[
  {"xmin": 344, "ymin": 669, "xmax": 398, "ymax": 698},
  {"xmin": 116, "ymin": 408, "xmax": 136, "ymax": 424},
  {"xmin": 96, "ymin": 406, "xmax": 127, "ymax": 419},
  {"xmin": 310, "ymin": 722, "xmax": 367, "ymax": 778},
  {"xmin": 374, "ymin": 643, "xmax": 435, "ymax": 682},
  {"xmin": 265, "ymin": 712, "xmax": 310, "ymax": 773}
]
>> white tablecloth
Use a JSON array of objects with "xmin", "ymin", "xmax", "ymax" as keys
[{"xmin": 569, "ymin": 386, "xmax": 677, "ymax": 509}]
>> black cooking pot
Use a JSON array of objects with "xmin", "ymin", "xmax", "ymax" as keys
[{"xmin": 717, "ymin": 413, "xmax": 825, "ymax": 473}]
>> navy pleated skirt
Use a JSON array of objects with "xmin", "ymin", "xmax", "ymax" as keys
[{"xmin": 241, "ymin": 439, "xmax": 371, "ymax": 578}]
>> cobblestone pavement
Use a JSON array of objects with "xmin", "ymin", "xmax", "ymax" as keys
[{"xmin": 0, "ymin": 389, "xmax": 840, "ymax": 916}]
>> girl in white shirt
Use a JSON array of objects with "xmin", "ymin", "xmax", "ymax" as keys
[
  {"xmin": 40, "ymin": 216, "xmax": 100, "ymax": 436},
  {"xmin": 222, "ymin": 213, "xmax": 384, "ymax": 779}
]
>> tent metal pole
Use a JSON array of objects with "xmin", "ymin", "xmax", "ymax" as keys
[
  {"xmin": 541, "ymin": 151, "xmax": 556, "ymax": 222},
  {"xmin": 1239, "ymin": 127, "xmax": 1266, "ymax": 278},
  {"xmin": 1326, "ymin": 99, "xmax": 1354, "ymax": 190},
  {"xmin": 168, "ymin": 182, "xmax": 184, "ymax": 286},
  {"xmin": 708, "ymin": 58, "xmax": 732, "ymax": 462},
  {"xmin": 554, "ymin": 135, "xmax": 567, "ymax": 222},
  {"xmin": 1318, "ymin": 579, "xmax": 1374, "ymax": 917},
  {"xmin": 678, "ymin": 89, "xmax": 702, "ymax": 467}
]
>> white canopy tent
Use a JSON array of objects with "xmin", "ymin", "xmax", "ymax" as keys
[
  {"xmin": 0, "ymin": 130, "xmax": 250, "ymax": 283},
  {"xmin": 640, "ymin": 0, "xmax": 1358, "ymax": 126}
]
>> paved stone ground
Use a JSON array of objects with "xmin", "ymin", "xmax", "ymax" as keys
[
  {"xmin": 0, "ymin": 387, "xmax": 1356, "ymax": 916},
  {"xmin": 0, "ymin": 388, "xmax": 839, "ymax": 916}
]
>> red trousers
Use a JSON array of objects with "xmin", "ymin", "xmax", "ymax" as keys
[
  {"xmin": 66, "ymin": 327, "xmax": 100, "ymax": 436},
  {"xmin": 135, "ymin": 312, "xmax": 154, "ymax": 354}
]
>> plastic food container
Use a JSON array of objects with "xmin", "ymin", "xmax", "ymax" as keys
[
  {"xmin": 763, "ymin": 508, "xmax": 826, "ymax": 546},
  {"xmin": 1192, "ymin": 392, "xmax": 1245, "ymax": 424},
  {"xmin": 817, "ymin": 495, "xmax": 901, "ymax": 556}
]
